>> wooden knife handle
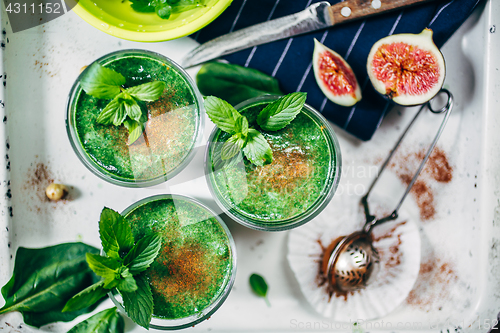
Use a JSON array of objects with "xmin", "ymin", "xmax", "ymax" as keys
[{"xmin": 329, "ymin": 0, "xmax": 435, "ymax": 25}]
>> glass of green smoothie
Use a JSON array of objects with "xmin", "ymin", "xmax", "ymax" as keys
[
  {"xmin": 66, "ymin": 49, "xmax": 204, "ymax": 187},
  {"xmin": 205, "ymin": 95, "xmax": 342, "ymax": 231},
  {"xmin": 110, "ymin": 194, "xmax": 236, "ymax": 330}
]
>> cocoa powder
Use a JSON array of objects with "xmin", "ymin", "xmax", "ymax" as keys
[
  {"xmin": 423, "ymin": 148, "xmax": 453, "ymax": 183},
  {"xmin": 25, "ymin": 163, "xmax": 54, "ymax": 202},
  {"xmin": 30, "ymin": 163, "xmax": 53, "ymax": 187},
  {"xmin": 23, "ymin": 162, "xmax": 71, "ymax": 208},
  {"xmin": 389, "ymin": 146, "xmax": 453, "ymax": 221},
  {"xmin": 410, "ymin": 180, "xmax": 435, "ymax": 220},
  {"xmin": 385, "ymin": 234, "xmax": 403, "ymax": 268},
  {"xmin": 372, "ymin": 221, "xmax": 406, "ymax": 270},
  {"xmin": 406, "ymin": 258, "xmax": 459, "ymax": 310}
]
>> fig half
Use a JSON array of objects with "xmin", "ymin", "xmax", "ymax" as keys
[
  {"xmin": 367, "ymin": 28, "xmax": 445, "ymax": 106},
  {"xmin": 313, "ymin": 39, "xmax": 362, "ymax": 107}
]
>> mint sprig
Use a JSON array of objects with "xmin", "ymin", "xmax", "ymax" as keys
[
  {"xmin": 63, "ymin": 208, "xmax": 162, "ymax": 330},
  {"xmin": 129, "ymin": 0, "xmax": 205, "ymax": 20},
  {"xmin": 80, "ymin": 63, "xmax": 167, "ymax": 145},
  {"xmin": 205, "ymin": 92, "xmax": 307, "ymax": 166}
]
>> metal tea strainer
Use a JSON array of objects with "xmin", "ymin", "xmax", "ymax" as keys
[{"xmin": 323, "ymin": 89, "xmax": 454, "ymax": 293}]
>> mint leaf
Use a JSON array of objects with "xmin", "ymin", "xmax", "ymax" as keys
[
  {"xmin": 80, "ymin": 63, "xmax": 126, "ymax": 99},
  {"xmin": 95, "ymin": 82, "xmax": 161, "ymax": 131},
  {"xmin": 121, "ymin": 267, "xmax": 133, "ymax": 278},
  {"xmin": 249, "ymin": 273, "xmax": 268, "ymax": 297},
  {"xmin": 129, "ymin": 0, "xmax": 155, "ymax": 13},
  {"xmin": 96, "ymin": 95, "xmax": 127, "ymax": 127},
  {"xmin": 221, "ymin": 134, "xmax": 246, "ymax": 160},
  {"xmin": 171, "ymin": 1, "xmax": 200, "ymax": 13},
  {"xmin": 257, "ymin": 92, "xmax": 307, "ymax": 131},
  {"xmin": 116, "ymin": 271, "xmax": 137, "ymax": 293},
  {"xmin": 123, "ymin": 99, "xmax": 142, "ymax": 122},
  {"xmin": 114, "ymin": 92, "xmax": 142, "ymax": 122},
  {"xmin": 124, "ymin": 118, "xmax": 143, "ymax": 145},
  {"xmin": 155, "ymin": 3, "xmax": 172, "ymax": 19},
  {"xmin": 62, "ymin": 281, "xmax": 108, "ymax": 313},
  {"xmin": 96, "ymin": 98, "xmax": 121, "ymax": 125},
  {"xmin": 123, "ymin": 234, "xmax": 162, "ymax": 275},
  {"xmin": 121, "ymin": 273, "xmax": 153, "ymax": 329},
  {"xmin": 235, "ymin": 116, "xmax": 249, "ymax": 136},
  {"xmin": 99, "ymin": 208, "xmax": 135, "ymax": 260},
  {"xmin": 249, "ymin": 273, "xmax": 270, "ymax": 306},
  {"xmin": 204, "ymin": 96, "xmax": 245, "ymax": 135},
  {"xmin": 126, "ymin": 81, "xmax": 166, "ymax": 101},
  {"xmin": 86, "ymin": 254, "xmax": 120, "ymax": 286},
  {"xmin": 67, "ymin": 307, "xmax": 124, "ymax": 333},
  {"xmin": 243, "ymin": 129, "xmax": 272, "ymax": 166},
  {"xmin": 112, "ymin": 103, "xmax": 127, "ymax": 127}
]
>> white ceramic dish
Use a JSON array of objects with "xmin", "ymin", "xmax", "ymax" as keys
[{"xmin": 0, "ymin": 1, "xmax": 500, "ymax": 332}]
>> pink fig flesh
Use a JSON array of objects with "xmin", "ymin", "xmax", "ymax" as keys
[
  {"xmin": 318, "ymin": 50, "xmax": 359, "ymax": 99},
  {"xmin": 313, "ymin": 39, "xmax": 362, "ymax": 107},
  {"xmin": 371, "ymin": 42, "xmax": 441, "ymax": 98},
  {"xmin": 367, "ymin": 29, "xmax": 446, "ymax": 106}
]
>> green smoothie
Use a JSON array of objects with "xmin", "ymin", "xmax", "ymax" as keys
[
  {"xmin": 207, "ymin": 97, "xmax": 340, "ymax": 229},
  {"xmin": 124, "ymin": 196, "xmax": 234, "ymax": 319},
  {"xmin": 69, "ymin": 51, "xmax": 201, "ymax": 184}
]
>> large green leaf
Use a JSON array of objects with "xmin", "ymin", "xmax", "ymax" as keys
[
  {"xmin": 196, "ymin": 62, "xmax": 283, "ymax": 106},
  {"xmin": 62, "ymin": 281, "xmax": 108, "ymax": 313},
  {"xmin": 0, "ymin": 243, "xmax": 106, "ymax": 328},
  {"xmin": 22, "ymin": 304, "xmax": 104, "ymax": 328},
  {"xmin": 67, "ymin": 307, "xmax": 124, "ymax": 333}
]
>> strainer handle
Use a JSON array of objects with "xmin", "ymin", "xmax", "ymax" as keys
[{"xmin": 362, "ymin": 89, "xmax": 454, "ymax": 233}]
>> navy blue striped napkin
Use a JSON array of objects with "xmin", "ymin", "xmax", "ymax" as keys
[{"xmin": 192, "ymin": 0, "xmax": 482, "ymax": 141}]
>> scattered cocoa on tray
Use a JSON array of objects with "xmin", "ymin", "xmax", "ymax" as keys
[{"xmin": 390, "ymin": 146, "xmax": 453, "ymax": 221}]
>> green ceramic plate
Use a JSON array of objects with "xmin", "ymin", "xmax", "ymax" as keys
[{"xmin": 72, "ymin": 0, "xmax": 233, "ymax": 42}]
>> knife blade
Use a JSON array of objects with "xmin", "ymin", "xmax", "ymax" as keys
[{"xmin": 180, "ymin": 0, "xmax": 435, "ymax": 68}]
